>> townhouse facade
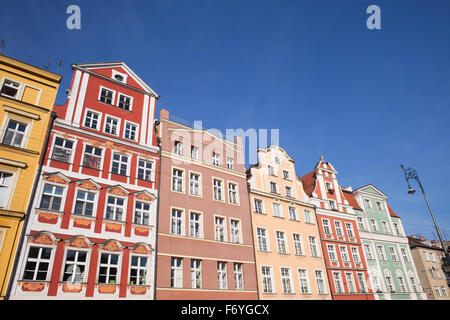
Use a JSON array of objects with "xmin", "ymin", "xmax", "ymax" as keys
[
  {"xmin": 247, "ymin": 146, "xmax": 331, "ymax": 300},
  {"xmin": 299, "ymin": 156, "xmax": 375, "ymax": 300},
  {"xmin": 0, "ymin": 54, "xmax": 61, "ymax": 299},
  {"xmin": 408, "ymin": 235, "xmax": 450, "ymax": 300},
  {"xmin": 8, "ymin": 62, "xmax": 160, "ymax": 299},
  {"xmin": 349, "ymin": 185, "xmax": 426, "ymax": 300},
  {"xmin": 155, "ymin": 109, "xmax": 258, "ymax": 300}
]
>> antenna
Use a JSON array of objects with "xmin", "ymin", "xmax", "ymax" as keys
[
  {"xmin": 57, "ymin": 58, "xmax": 63, "ymax": 74},
  {"xmin": 0, "ymin": 39, "xmax": 5, "ymax": 54}
]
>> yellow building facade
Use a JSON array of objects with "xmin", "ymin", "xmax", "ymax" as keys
[
  {"xmin": 0, "ymin": 54, "xmax": 61, "ymax": 299},
  {"xmin": 247, "ymin": 145, "xmax": 331, "ymax": 299}
]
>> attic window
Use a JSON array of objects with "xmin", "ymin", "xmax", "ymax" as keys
[{"xmin": 114, "ymin": 74, "xmax": 124, "ymax": 82}]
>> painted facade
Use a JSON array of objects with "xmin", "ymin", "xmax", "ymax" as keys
[
  {"xmin": 408, "ymin": 235, "xmax": 449, "ymax": 300},
  {"xmin": 0, "ymin": 54, "xmax": 61, "ymax": 299},
  {"xmin": 155, "ymin": 108, "xmax": 258, "ymax": 300},
  {"xmin": 299, "ymin": 156, "xmax": 375, "ymax": 300},
  {"xmin": 349, "ymin": 185, "xmax": 426, "ymax": 300},
  {"xmin": 8, "ymin": 62, "xmax": 160, "ymax": 299},
  {"xmin": 247, "ymin": 146, "xmax": 331, "ymax": 300}
]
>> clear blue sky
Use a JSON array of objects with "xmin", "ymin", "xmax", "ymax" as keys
[{"xmin": 1, "ymin": 0, "xmax": 449, "ymax": 240}]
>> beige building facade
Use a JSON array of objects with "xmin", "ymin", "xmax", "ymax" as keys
[
  {"xmin": 247, "ymin": 146, "xmax": 331, "ymax": 300},
  {"xmin": 408, "ymin": 236, "xmax": 450, "ymax": 300}
]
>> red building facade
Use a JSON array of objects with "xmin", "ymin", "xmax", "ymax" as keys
[
  {"xmin": 155, "ymin": 109, "xmax": 258, "ymax": 299},
  {"xmin": 300, "ymin": 156, "xmax": 374, "ymax": 300},
  {"xmin": 9, "ymin": 62, "xmax": 160, "ymax": 299}
]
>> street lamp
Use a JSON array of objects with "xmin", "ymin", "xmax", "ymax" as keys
[{"xmin": 400, "ymin": 164, "xmax": 450, "ymax": 263}]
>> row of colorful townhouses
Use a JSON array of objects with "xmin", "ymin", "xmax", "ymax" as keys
[{"xmin": 0, "ymin": 54, "xmax": 448, "ymax": 300}]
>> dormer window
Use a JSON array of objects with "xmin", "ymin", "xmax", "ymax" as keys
[
  {"xmin": 326, "ymin": 182, "xmax": 334, "ymax": 194},
  {"xmin": 112, "ymin": 70, "xmax": 128, "ymax": 84},
  {"xmin": 114, "ymin": 74, "xmax": 124, "ymax": 82}
]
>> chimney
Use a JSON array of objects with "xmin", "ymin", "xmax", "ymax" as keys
[{"xmin": 160, "ymin": 108, "xmax": 169, "ymax": 120}]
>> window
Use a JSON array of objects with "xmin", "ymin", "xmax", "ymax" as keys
[
  {"xmin": 215, "ymin": 216, "xmax": 225, "ymax": 241},
  {"xmin": 304, "ymin": 210, "xmax": 313, "ymax": 224},
  {"xmin": 388, "ymin": 247, "xmax": 398, "ymax": 262},
  {"xmin": 393, "ymin": 222, "xmax": 402, "ymax": 235},
  {"xmin": 357, "ymin": 272, "xmax": 367, "ymax": 293},
  {"xmin": 171, "ymin": 257, "xmax": 182, "ymax": 288},
  {"xmin": 315, "ymin": 270, "xmax": 326, "ymax": 294},
  {"xmin": 40, "ymin": 183, "xmax": 64, "ymax": 211},
  {"xmin": 340, "ymin": 246, "xmax": 350, "ymax": 262},
  {"xmin": 228, "ymin": 182, "xmax": 238, "ymax": 204},
  {"xmin": 174, "ymin": 141, "xmax": 182, "ymax": 155},
  {"xmin": 370, "ymin": 271, "xmax": 381, "ymax": 292},
  {"xmin": 335, "ymin": 221, "xmax": 344, "ymax": 237},
  {"xmin": 254, "ymin": 199, "xmax": 263, "ymax": 213},
  {"xmin": 268, "ymin": 165, "xmax": 275, "ymax": 176},
  {"xmin": 230, "ymin": 219, "xmax": 240, "ymax": 244},
  {"xmin": 23, "ymin": 246, "xmax": 52, "ymax": 281},
  {"xmin": 376, "ymin": 201, "xmax": 383, "ymax": 211},
  {"xmin": 345, "ymin": 272, "xmax": 356, "ymax": 293},
  {"xmin": 345, "ymin": 222, "xmax": 355, "ymax": 238},
  {"xmin": 261, "ymin": 266, "xmax": 274, "ymax": 293},
  {"xmin": 52, "ymin": 137, "xmax": 74, "ymax": 162},
  {"xmin": 137, "ymin": 159, "xmax": 153, "ymax": 181},
  {"xmin": 364, "ymin": 199, "xmax": 372, "ymax": 209},
  {"xmin": 63, "ymin": 249, "xmax": 87, "ymax": 283},
  {"xmin": 285, "ymin": 186, "xmax": 292, "ymax": 197},
  {"xmin": 381, "ymin": 221, "xmax": 390, "ymax": 233},
  {"xmin": 191, "ymin": 259, "xmax": 202, "ymax": 289},
  {"xmin": 430, "ymin": 253, "xmax": 436, "ymax": 262},
  {"xmin": 357, "ymin": 217, "xmax": 365, "ymax": 230},
  {"xmin": 363, "ymin": 244, "xmax": 374, "ymax": 260},
  {"xmin": 272, "ymin": 203, "xmax": 282, "ymax": 218},
  {"xmin": 276, "ymin": 231, "xmax": 287, "ymax": 254},
  {"xmin": 172, "ymin": 169, "xmax": 183, "ymax": 192},
  {"xmin": 74, "ymin": 190, "xmax": 95, "ymax": 216},
  {"xmin": 111, "ymin": 153, "xmax": 128, "ymax": 176},
  {"xmin": 351, "ymin": 247, "xmax": 361, "ymax": 263},
  {"xmin": 98, "ymin": 253, "xmax": 119, "ymax": 284},
  {"xmin": 283, "ymin": 170, "xmax": 289, "ymax": 179},
  {"xmin": 274, "ymin": 156, "xmax": 280, "ymax": 164},
  {"xmin": 1, "ymin": 79, "xmax": 20, "ymax": 98},
  {"xmin": 309, "ymin": 236, "xmax": 319, "ymax": 257},
  {"xmin": 84, "ymin": 110, "xmax": 100, "ymax": 129},
  {"xmin": 385, "ymin": 274, "xmax": 394, "ymax": 292},
  {"xmin": 82, "ymin": 145, "xmax": 102, "ymax": 170},
  {"xmin": 289, "ymin": 207, "xmax": 298, "ymax": 221},
  {"xmin": 226, "ymin": 157, "xmax": 234, "ymax": 170},
  {"xmin": 435, "ymin": 286, "xmax": 442, "ymax": 297},
  {"xmin": 322, "ymin": 219, "xmax": 332, "ymax": 235},
  {"xmin": 270, "ymin": 182, "xmax": 278, "ymax": 194},
  {"xmin": 117, "ymin": 94, "xmax": 132, "ymax": 111},
  {"xmin": 171, "ymin": 209, "xmax": 183, "ymax": 235},
  {"xmin": 0, "ymin": 172, "xmax": 13, "ymax": 208},
  {"xmin": 400, "ymin": 248, "xmax": 409, "ymax": 262},
  {"xmin": 130, "ymin": 256, "xmax": 147, "ymax": 285},
  {"xmin": 293, "ymin": 234, "xmax": 304, "ymax": 255},
  {"xmin": 377, "ymin": 246, "xmax": 386, "ymax": 260},
  {"xmin": 189, "ymin": 173, "xmax": 200, "ymax": 196},
  {"xmin": 329, "ymin": 200, "xmax": 337, "ymax": 210},
  {"xmin": 298, "ymin": 269, "xmax": 310, "ymax": 294},
  {"xmin": 442, "ymin": 286, "xmax": 448, "ymax": 296},
  {"xmin": 105, "ymin": 196, "xmax": 125, "ymax": 221},
  {"xmin": 234, "ymin": 263, "xmax": 244, "ymax": 290},
  {"xmin": 191, "ymin": 146, "xmax": 199, "ymax": 159},
  {"xmin": 124, "ymin": 122, "xmax": 137, "ymax": 141},
  {"xmin": 327, "ymin": 244, "xmax": 337, "ymax": 261},
  {"xmin": 257, "ymin": 228, "xmax": 268, "ymax": 252},
  {"xmin": 189, "ymin": 212, "xmax": 201, "ymax": 238},
  {"xmin": 213, "ymin": 152, "xmax": 220, "ymax": 166},
  {"xmin": 104, "ymin": 116, "xmax": 119, "ymax": 135},
  {"xmin": 333, "ymin": 272, "xmax": 344, "ymax": 293},
  {"xmin": 2, "ymin": 120, "xmax": 27, "ymax": 148},
  {"xmin": 397, "ymin": 273, "xmax": 406, "ymax": 292},
  {"xmin": 99, "ymin": 88, "xmax": 114, "ymax": 104},
  {"xmin": 423, "ymin": 251, "xmax": 430, "ymax": 262},
  {"xmin": 326, "ymin": 182, "xmax": 333, "ymax": 191},
  {"xmin": 134, "ymin": 201, "xmax": 150, "ymax": 225},
  {"xmin": 217, "ymin": 262, "xmax": 228, "ymax": 289},
  {"xmin": 369, "ymin": 219, "xmax": 378, "ymax": 232},
  {"xmin": 281, "ymin": 268, "xmax": 293, "ymax": 294},
  {"xmin": 213, "ymin": 179, "xmax": 223, "ymax": 201}
]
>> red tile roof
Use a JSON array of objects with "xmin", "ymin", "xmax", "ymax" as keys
[
  {"xmin": 299, "ymin": 170, "xmax": 316, "ymax": 197},
  {"xmin": 386, "ymin": 203, "xmax": 400, "ymax": 219},
  {"xmin": 342, "ymin": 190, "xmax": 362, "ymax": 211}
]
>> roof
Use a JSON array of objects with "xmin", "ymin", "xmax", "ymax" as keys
[
  {"xmin": 342, "ymin": 190, "xmax": 362, "ymax": 211},
  {"xmin": 299, "ymin": 169, "xmax": 316, "ymax": 197},
  {"xmin": 408, "ymin": 236, "xmax": 444, "ymax": 252},
  {"xmin": 386, "ymin": 203, "xmax": 400, "ymax": 219}
]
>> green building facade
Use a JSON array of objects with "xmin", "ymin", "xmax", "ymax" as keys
[{"xmin": 348, "ymin": 185, "xmax": 427, "ymax": 300}]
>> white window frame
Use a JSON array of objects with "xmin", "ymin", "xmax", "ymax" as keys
[
  {"xmin": 129, "ymin": 254, "xmax": 148, "ymax": 285},
  {"xmin": 97, "ymin": 251, "xmax": 121, "ymax": 284},
  {"xmin": 137, "ymin": 158, "xmax": 155, "ymax": 182},
  {"xmin": 103, "ymin": 115, "xmax": 121, "ymax": 137},
  {"xmin": 234, "ymin": 263, "xmax": 244, "ymax": 290},
  {"xmin": 117, "ymin": 92, "xmax": 133, "ymax": 111},
  {"xmin": 134, "ymin": 200, "xmax": 151, "ymax": 226},
  {"xmin": 171, "ymin": 208, "xmax": 184, "ymax": 236},
  {"xmin": 83, "ymin": 108, "xmax": 102, "ymax": 130},
  {"xmin": 98, "ymin": 86, "xmax": 115, "ymax": 105},
  {"xmin": 171, "ymin": 257, "xmax": 183, "ymax": 288},
  {"xmin": 171, "ymin": 167, "xmax": 184, "ymax": 193},
  {"xmin": 293, "ymin": 233, "xmax": 304, "ymax": 256},
  {"xmin": 217, "ymin": 261, "xmax": 228, "ymax": 289},
  {"xmin": 214, "ymin": 215, "xmax": 227, "ymax": 242},
  {"xmin": 256, "ymin": 227, "xmax": 269, "ymax": 252},
  {"xmin": 261, "ymin": 265, "xmax": 274, "ymax": 294},
  {"xmin": 61, "ymin": 248, "xmax": 89, "ymax": 284},
  {"xmin": 104, "ymin": 195, "xmax": 126, "ymax": 222},
  {"xmin": 72, "ymin": 188, "xmax": 97, "ymax": 217},
  {"xmin": 110, "ymin": 152, "xmax": 129, "ymax": 176},
  {"xmin": 189, "ymin": 171, "xmax": 201, "ymax": 196},
  {"xmin": 123, "ymin": 120, "xmax": 139, "ymax": 141},
  {"xmin": 22, "ymin": 245, "xmax": 54, "ymax": 281},
  {"xmin": 191, "ymin": 259, "xmax": 202, "ymax": 289},
  {"xmin": 276, "ymin": 230, "xmax": 288, "ymax": 254},
  {"xmin": 298, "ymin": 268, "xmax": 311, "ymax": 294},
  {"xmin": 281, "ymin": 267, "xmax": 293, "ymax": 294}
]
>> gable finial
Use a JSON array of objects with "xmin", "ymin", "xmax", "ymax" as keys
[{"xmin": 320, "ymin": 155, "xmax": 324, "ymax": 162}]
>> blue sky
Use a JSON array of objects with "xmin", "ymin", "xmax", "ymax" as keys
[{"xmin": 1, "ymin": 0, "xmax": 449, "ymax": 240}]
